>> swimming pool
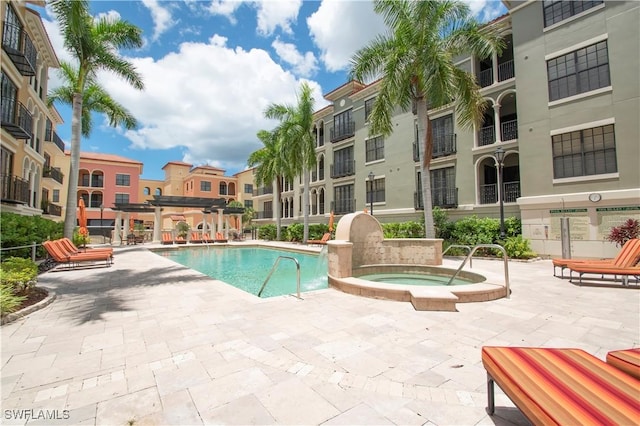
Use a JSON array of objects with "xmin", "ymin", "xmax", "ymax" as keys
[
  {"xmin": 358, "ymin": 273, "xmax": 473, "ymax": 286},
  {"xmin": 155, "ymin": 246, "xmax": 328, "ymax": 297}
]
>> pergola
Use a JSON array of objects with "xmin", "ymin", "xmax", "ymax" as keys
[{"xmin": 112, "ymin": 196, "xmax": 244, "ymax": 244}]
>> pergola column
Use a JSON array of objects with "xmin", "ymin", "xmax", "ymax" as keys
[
  {"xmin": 217, "ymin": 209, "xmax": 224, "ymax": 236},
  {"xmin": 114, "ymin": 211, "xmax": 123, "ymax": 245},
  {"xmin": 153, "ymin": 207, "xmax": 161, "ymax": 243}
]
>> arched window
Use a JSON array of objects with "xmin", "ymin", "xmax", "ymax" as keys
[
  {"xmin": 219, "ymin": 182, "xmax": 227, "ymax": 195},
  {"xmin": 155, "ymin": 188, "xmax": 162, "ymax": 196},
  {"xmin": 143, "ymin": 187, "xmax": 150, "ymax": 196}
]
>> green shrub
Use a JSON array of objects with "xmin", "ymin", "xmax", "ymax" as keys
[
  {"xmin": 433, "ymin": 207, "xmax": 453, "ymax": 240},
  {"xmin": 382, "ymin": 221, "xmax": 424, "ymax": 238},
  {"xmin": 503, "ymin": 235, "xmax": 537, "ymax": 259},
  {"xmin": 0, "ymin": 282, "xmax": 25, "ymax": 316},
  {"xmin": 72, "ymin": 229, "xmax": 90, "ymax": 248},
  {"xmin": 0, "ymin": 257, "xmax": 37, "ymax": 292},
  {"xmin": 308, "ymin": 224, "xmax": 330, "ymax": 240},
  {"xmin": 0, "ymin": 212, "xmax": 63, "ymax": 259},
  {"xmin": 284, "ymin": 223, "xmax": 304, "ymax": 242},
  {"xmin": 258, "ymin": 224, "xmax": 277, "ymax": 240}
]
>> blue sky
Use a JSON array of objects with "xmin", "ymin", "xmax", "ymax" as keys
[{"xmin": 38, "ymin": 0, "xmax": 507, "ymax": 181}]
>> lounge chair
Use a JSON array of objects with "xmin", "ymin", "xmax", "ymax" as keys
[
  {"xmin": 214, "ymin": 232, "xmax": 228, "ymax": 243},
  {"xmin": 43, "ymin": 241, "xmax": 112, "ymax": 269},
  {"xmin": 201, "ymin": 233, "xmax": 213, "ymax": 244},
  {"xmin": 175, "ymin": 234, "xmax": 187, "ymax": 244},
  {"xmin": 606, "ymin": 348, "xmax": 640, "ymax": 380},
  {"xmin": 161, "ymin": 232, "xmax": 174, "ymax": 245},
  {"xmin": 308, "ymin": 232, "xmax": 331, "ymax": 245},
  {"xmin": 59, "ymin": 238, "xmax": 113, "ymax": 257},
  {"xmin": 481, "ymin": 346, "xmax": 640, "ymax": 425},
  {"xmin": 190, "ymin": 232, "xmax": 203, "ymax": 243},
  {"xmin": 568, "ymin": 264, "xmax": 640, "ymax": 285},
  {"xmin": 553, "ymin": 238, "xmax": 640, "ymax": 278}
]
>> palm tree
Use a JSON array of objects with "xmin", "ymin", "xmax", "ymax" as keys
[
  {"xmin": 264, "ymin": 82, "xmax": 316, "ymax": 243},
  {"xmin": 248, "ymin": 129, "xmax": 291, "ymax": 240},
  {"xmin": 49, "ymin": 0, "xmax": 144, "ymax": 239},
  {"xmin": 350, "ymin": 0, "xmax": 504, "ymax": 237}
]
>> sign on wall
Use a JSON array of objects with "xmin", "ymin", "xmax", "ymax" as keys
[
  {"xmin": 596, "ymin": 206, "xmax": 640, "ymax": 240},
  {"xmin": 549, "ymin": 209, "xmax": 589, "ymax": 240}
]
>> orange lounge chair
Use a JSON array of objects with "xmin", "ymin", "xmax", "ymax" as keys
[
  {"xmin": 568, "ymin": 264, "xmax": 640, "ymax": 285},
  {"xmin": 175, "ymin": 234, "xmax": 187, "ymax": 244},
  {"xmin": 58, "ymin": 238, "xmax": 113, "ymax": 257},
  {"xmin": 607, "ymin": 348, "xmax": 640, "ymax": 380},
  {"xmin": 190, "ymin": 232, "xmax": 203, "ymax": 243},
  {"xmin": 308, "ymin": 232, "xmax": 331, "ymax": 245},
  {"xmin": 482, "ymin": 346, "xmax": 640, "ymax": 425},
  {"xmin": 214, "ymin": 232, "xmax": 228, "ymax": 243},
  {"xmin": 161, "ymin": 232, "xmax": 174, "ymax": 245},
  {"xmin": 553, "ymin": 238, "xmax": 640, "ymax": 278},
  {"xmin": 201, "ymin": 233, "xmax": 213, "ymax": 244},
  {"xmin": 43, "ymin": 241, "xmax": 112, "ymax": 269}
]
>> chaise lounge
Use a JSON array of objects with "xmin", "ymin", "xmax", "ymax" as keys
[
  {"xmin": 553, "ymin": 238, "xmax": 640, "ymax": 278},
  {"xmin": 43, "ymin": 240, "xmax": 112, "ymax": 269},
  {"xmin": 308, "ymin": 232, "xmax": 331, "ymax": 245},
  {"xmin": 481, "ymin": 346, "xmax": 640, "ymax": 425}
]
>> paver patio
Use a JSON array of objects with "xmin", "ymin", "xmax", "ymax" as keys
[{"xmin": 2, "ymin": 243, "xmax": 638, "ymax": 425}]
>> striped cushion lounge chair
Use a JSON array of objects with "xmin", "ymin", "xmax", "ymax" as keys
[
  {"xmin": 482, "ymin": 346, "xmax": 640, "ymax": 425},
  {"xmin": 568, "ymin": 264, "xmax": 640, "ymax": 285},
  {"xmin": 161, "ymin": 232, "xmax": 174, "ymax": 245},
  {"xmin": 606, "ymin": 348, "xmax": 640, "ymax": 380},
  {"xmin": 43, "ymin": 241, "xmax": 112, "ymax": 269},
  {"xmin": 58, "ymin": 238, "xmax": 113, "ymax": 258},
  {"xmin": 190, "ymin": 232, "xmax": 203, "ymax": 243},
  {"xmin": 214, "ymin": 232, "xmax": 228, "ymax": 243},
  {"xmin": 201, "ymin": 233, "xmax": 213, "ymax": 244},
  {"xmin": 552, "ymin": 238, "xmax": 640, "ymax": 278}
]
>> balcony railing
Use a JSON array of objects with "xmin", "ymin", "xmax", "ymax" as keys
[
  {"xmin": 498, "ymin": 59, "xmax": 515, "ymax": 81},
  {"xmin": 501, "ymin": 119, "xmax": 518, "ymax": 142},
  {"xmin": 433, "ymin": 134, "xmax": 457, "ymax": 158},
  {"xmin": 253, "ymin": 186, "xmax": 273, "ymax": 196},
  {"xmin": 432, "ymin": 187, "xmax": 458, "ymax": 208},
  {"xmin": 330, "ymin": 121, "xmax": 355, "ymax": 143},
  {"xmin": 478, "ymin": 125, "xmax": 495, "ymax": 146},
  {"xmin": 503, "ymin": 181, "xmax": 521, "ymax": 203},
  {"xmin": 43, "ymin": 203, "xmax": 62, "ymax": 217},
  {"xmin": 480, "ymin": 181, "xmax": 521, "ymax": 204},
  {"xmin": 414, "ymin": 191, "xmax": 423, "ymax": 210},
  {"xmin": 330, "ymin": 161, "xmax": 355, "ymax": 178},
  {"xmin": 1, "ymin": 174, "xmax": 30, "ymax": 204},
  {"xmin": 478, "ymin": 68, "xmax": 493, "ymax": 88},
  {"xmin": 43, "ymin": 167, "xmax": 64, "ymax": 184},
  {"xmin": 79, "ymin": 176, "xmax": 90, "ymax": 187},
  {"xmin": 413, "ymin": 141, "xmax": 420, "ymax": 162},
  {"xmin": 2, "ymin": 22, "xmax": 37, "ymax": 76},
  {"xmin": 256, "ymin": 210, "xmax": 273, "ymax": 219},
  {"xmin": 331, "ymin": 199, "xmax": 355, "ymax": 215},
  {"xmin": 45, "ymin": 129, "xmax": 65, "ymax": 152},
  {"xmin": 1, "ymin": 97, "xmax": 33, "ymax": 140}
]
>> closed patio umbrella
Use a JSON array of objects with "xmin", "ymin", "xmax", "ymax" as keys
[
  {"xmin": 328, "ymin": 211, "xmax": 335, "ymax": 232},
  {"xmin": 78, "ymin": 198, "xmax": 89, "ymax": 238}
]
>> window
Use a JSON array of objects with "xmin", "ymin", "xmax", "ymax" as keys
[
  {"xmin": 143, "ymin": 187, "xmax": 150, "ymax": 196},
  {"xmin": 201, "ymin": 181, "xmax": 211, "ymax": 191},
  {"xmin": 364, "ymin": 97, "xmax": 376, "ymax": 121},
  {"xmin": 547, "ymin": 41, "xmax": 609, "ymax": 101},
  {"xmin": 1, "ymin": 72, "xmax": 18, "ymax": 125},
  {"xmin": 543, "ymin": 0, "xmax": 603, "ymax": 27},
  {"xmin": 432, "ymin": 115, "xmax": 456, "ymax": 158},
  {"xmin": 91, "ymin": 173, "xmax": 104, "ymax": 187},
  {"xmin": 332, "ymin": 109, "xmax": 354, "ymax": 142},
  {"xmin": 219, "ymin": 182, "xmax": 227, "ymax": 195},
  {"xmin": 367, "ymin": 177, "xmax": 385, "ymax": 203},
  {"xmin": 263, "ymin": 201, "xmax": 273, "ymax": 218},
  {"xmin": 244, "ymin": 200, "xmax": 253, "ymax": 209},
  {"xmin": 114, "ymin": 174, "xmax": 129, "ymax": 186},
  {"xmin": 430, "ymin": 167, "xmax": 457, "ymax": 207},
  {"xmin": 115, "ymin": 193, "xmax": 129, "ymax": 204},
  {"xmin": 365, "ymin": 136, "xmax": 385, "ymax": 162},
  {"xmin": 1, "ymin": 146, "xmax": 13, "ymax": 176},
  {"xmin": 334, "ymin": 184, "xmax": 354, "ymax": 214},
  {"xmin": 552, "ymin": 124, "xmax": 617, "ymax": 179},
  {"xmin": 155, "ymin": 188, "xmax": 162, "ymax": 196},
  {"xmin": 332, "ymin": 146, "xmax": 355, "ymax": 177},
  {"xmin": 52, "ymin": 189, "xmax": 60, "ymax": 203},
  {"xmin": 244, "ymin": 183, "xmax": 253, "ymax": 193}
]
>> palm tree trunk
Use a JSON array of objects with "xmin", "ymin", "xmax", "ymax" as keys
[
  {"xmin": 63, "ymin": 93, "xmax": 83, "ymax": 239},
  {"xmin": 275, "ymin": 177, "xmax": 282, "ymax": 240},
  {"xmin": 416, "ymin": 99, "xmax": 436, "ymax": 238},
  {"xmin": 302, "ymin": 168, "xmax": 310, "ymax": 243}
]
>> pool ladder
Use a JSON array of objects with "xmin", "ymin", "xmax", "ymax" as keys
[
  {"xmin": 445, "ymin": 244, "xmax": 510, "ymax": 299},
  {"xmin": 258, "ymin": 256, "xmax": 302, "ymax": 299}
]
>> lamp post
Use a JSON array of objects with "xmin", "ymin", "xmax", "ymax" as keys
[
  {"xmin": 368, "ymin": 171, "xmax": 375, "ymax": 216},
  {"xmin": 99, "ymin": 204, "xmax": 105, "ymax": 243},
  {"xmin": 494, "ymin": 147, "xmax": 506, "ymax": 239}
]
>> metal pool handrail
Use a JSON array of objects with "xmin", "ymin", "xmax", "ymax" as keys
[
  {"xmin": 446, "ymin": 244, "xmax": 510, "ymax": 299},
  {"xmin": 442, "ymin": 244, "xmax": 473, "ymax": 268},
  {"xmin": 258, "ymin": 256, "xmax": 301, "ymax": 299}
]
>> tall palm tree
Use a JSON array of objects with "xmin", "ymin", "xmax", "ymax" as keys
[
  {"xmin": 264, "ymin": 82, "xmax": 316, "ymax": 243},
  {"xmin": 49, "ymin": 0, "xmax": 144, "ymax": 239},
  {"xmin": 350, "ymin": 0, "xmax": 504, "ymax": 237},
  {"xmin": 248, "ymin": 129, "xmax": 291, "ymax": 240}
]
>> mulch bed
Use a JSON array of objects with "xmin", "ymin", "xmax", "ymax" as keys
[{"xmin": 13, "ymin": 287, "xmax": 48, "ymax": 312}]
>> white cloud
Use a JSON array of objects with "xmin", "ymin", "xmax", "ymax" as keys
[
  {"xmin": 141, "ymin": 0, "xmax": 176, "ymax": 41},
  {"xmin": 207, "ymin": 0, "xmax": 244, "ymax": 25},
  {"xmin": 307, "ymin": 0, "xmax": 386, "ymax": 72},
  {"xmin": 254, "ymin": 0, "xmax": 301, "ymax": 36},
  {"xmin": 272, "ymin": 38, "xmax": 318, "ymax": 77},
  {"xmin": 461, "ymin": 0, "xmax": 507, "ymax": 22}
]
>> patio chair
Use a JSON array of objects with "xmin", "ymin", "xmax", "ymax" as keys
[
  {"xmin": 43, "ymin": 241, "xmax": 112, "ymax": 269},
  {"xmin": 481, "ymin": 346, "xmax": 640, "ymax": 425},
  {"xmin": 214, "ymin": 232, "xmax": 228, "ymax": 243},
  {"xmin": 161, "ymin": 232, "xmax": 174, "ymax": 245},
  {"xmin": 552, "ymin": 238, "xmax": 640, "ymax": 278},
  {"xmin": 175, "ymin": 234, "xmax": 187, "ymax": 244},
  {"xmin": 58, "ymin": 238, "xmax": 113, "ymax": 258},
  {"xmin": 568, "ymin": 263, "xmax": 640, "ymax": 285},
  {"xmin": 308, "ymin": 232, "xmax": 331, "ymax": 245},
  {"xmin": 201, "ymin": 233, "xmax": 213, "ymax": 244},
  {"xmin": 190, "ymin": 232, "xmax": 203, "ymax": 243},
  {"xmin": 606, "ymin": 348, "xmax": 640, "ymax": 380}
]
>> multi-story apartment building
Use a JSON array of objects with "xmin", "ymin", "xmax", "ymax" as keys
[
  {"xmin": 1, "ymin": 0, "xmax": 63, "ymax": 217},
  {"xmin": 252, "ymin": 1, "xmax": 639, "ymax": 258}
]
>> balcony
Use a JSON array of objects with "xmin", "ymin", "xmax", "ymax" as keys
[
  {"xmin": 432, "ymin": 187, "xmax": 458, "ymax": 208},
  {"xmin": 501, "ymin": 119, "xmax": 518, "ymax": 142},
  {"xmin": 43, "ymin": 203, "xmax": 62, "ymax": 217},
  {"xmin": 253, "ymin": 186, "xmax": 273, "ymax": 197},
  {"xmin": 1, "ymin": 174, "xmax": 30, "ymax": 204},
  {"xmin": 503, "ymin": 181, "xmax": 521, "ymax": 203},
  {"xmin": 498, "ymin": 59, "xmax": 515, "ymax": 82},
  {"xmin": 45, "ymin": 129, "xmax": 65, "ymax": 152},
  {"xmin": 478, "ymin": 68, "xmax": 493, "ymax": 88},
  {"xmin": 433, "ymin": 134, "xmax": 457, "ymax": 158},
  {"xmin": 256, "ymin": 210, "xmax": 273, "ymax": 219},
  {"xmin": 330, "ymin": 161, "xmax": 355, "ymax": 178},
  {"xmin": 479, "ymin": 181, "xmax": 521, "ymax": 204},
  {"xmin": 1, "ymin": 97, "xmax": 33, "ymax": 140},
  {"xmin": 2, "ymin": 22, "xmax": 37, "ymax": 76},
  {"xmin": 331, "ymin": 199, "xmax": 354, "ymax": 215},
  {"xmin": 478, "ymin": 125, "xmax": 495, "ymax": 146},
  {"xmin": 330, "ymin": 121, "xmax": 355, "ymax": 143},
  {"xmin": 43, "ymin": 167, "xmax": 64, "ymax": 184}
]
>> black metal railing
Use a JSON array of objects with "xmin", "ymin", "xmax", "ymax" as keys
[
  {"xmin": 79, "ymin": 176, "xmax": 90, "ymax": 187},
  {"xmin": 1, "ymin": 174, "xmax": 30, "ymax": 204},
  {"xmin": 45, "ymin": 128, "xmax": 65, "ymax": 152},
  {"xmin": 432, "ymin": 187, "xmax": 458, "ymax": 208},
  {"xmin": 253, "ymin": 186, "xmax": 273, "ymax": 196},
  {"xmin": 503, "ymin": 181, "xmax": 521, "ymax": 203},
  {"xmin": 330, "ymin": 121, "xmax": 355, "ymax": 143},
  {"xmin": 43, "ymin": 203, "xmax": 62, "ymax": 216},
  {"xmin": 478, "ymin": 125, "xmax": 495, "ymax": 146},
  {"xmin": 478, "ymin": 68, "xmax": 493, "ymax": 88},
  {"xmin": 414, "ymin": 191, "xmax": 423, "ymax": 210},
  {"xmin": 413, "ymin": 141, "xmax": 420, "ymax": 162},
  {"xmin": 2, "ymin": 22, "xmax": 37, "ymax": 76},
  {"xmin": 43, "ymin": 167, "xmax": 64, "ymax": 184},
  {"xmin": 330, "ymin": 161, "xmax": 355, "ymax": 178},
  {"xmin": 433, "ymin": 134, "xmax": 457, "ymax": 158},
  {"xmin": 480, "ymin": 183, "xmax": 497, "ymax": 204},
  {"xmin": 1, "ymin": 97, "xmax": 33, "ymax": 140},
  {"xmin": 501, "ymin": 120, "xmax": 518, "ymax": 141},
  {"xmin": 256, "ymin": 210, "xmax": 273, "ymax": 219},
  {"xmin": 498, "ymin": 59, "xmax": 515, "ymax": 81},
  {"xmin": 331, "ymin": 199, "xmax": 355, "ymax": 215}
]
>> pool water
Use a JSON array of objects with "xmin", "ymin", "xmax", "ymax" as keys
[
  {"xmin": 156, "ymin": 246, "xmax": 328, "ymax": 297},
  {"xmin": 358, "ymin": 273, "xmax": 471, "ymax": 286}
]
